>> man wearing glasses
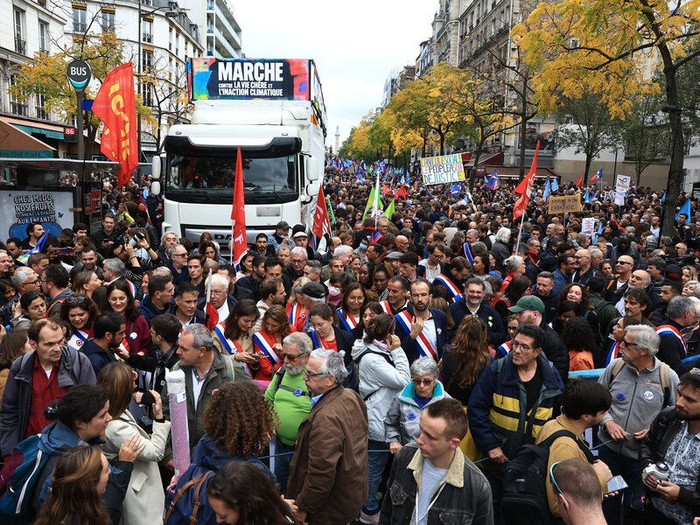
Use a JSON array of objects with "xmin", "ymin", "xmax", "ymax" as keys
[
  {"xmin": 469, "ymin": 324, "xmax": 564, "ymax": 524},
  {"xmin": 640, "ymin": 369, "xmax": 700, "ymax": 524},
  {"xmin": 287, "ymin": 348, "xmax": 368, "ymax": 525},
  {"xmin": 549, "ymin": 459, "xmax": 608, "ymax": 525},
  {"xmin": 597, "ymin": 324, "xmax": 679, "ymax": 523},
  {"xmin": 264, "ymin": 332, "xmax": 313, "ymax": 494}
]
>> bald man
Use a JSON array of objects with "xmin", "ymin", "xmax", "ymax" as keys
[{"xmin": 571, "ymin": 249, "xmax": 600, "ymax": 285}]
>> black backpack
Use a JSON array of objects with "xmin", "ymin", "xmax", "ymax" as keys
[
  {"xmin": 500, "ymin": 429, "xmax": 594, "ymax": 525},
  {"xmin": 343, "ymin": 350, "xmax": 393, "ymax": 400}
]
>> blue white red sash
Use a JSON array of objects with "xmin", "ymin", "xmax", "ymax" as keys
[
  {"xmin": 337, "ymin": 309, "xmax": 359, "ymax": 331},
  {"xmin": 497, "ymin": 340, "xmax": 511, "ymax": 358},
  {"xmin": 605, "ymin": 341, "xmax": 621, "ymax": 366},
  {"xmin": 309, "ymin": 330, "xmax": 331, "ymax": 350},
  {"xmin": 395, "ymin": 310, "xmax": 438, "ymax": 361},
  {"xmin": 287, "ymin": 303, "xmax": 300, "ymax": 325},
  {"xmin": 463, "ymin": 243, "xmax": 474, "ymax": 264},
  {"xmin": 214, "ymin": 323, "xmax": 251, "ymax": 375},
  {"xmin": 380, "ymin": 300, "xmax": 393, "ymax": 315},
  {"xmin": 67, "ymin": 330, "xmax": 89, "ymax": 350},
  {"xmin": 433, "ymin": 274, "xmax": 462, "ymax": 303},
  {"xmin": 126, "ymin": 279, "xmax": 138, "ymax": 299},
  {"xmin": 656, "ymin": 325, "xmax": 688, "ymax": 355},
  {"xmin": 252, "ymin": 331, "xmax": 281, "ymax": 364}
]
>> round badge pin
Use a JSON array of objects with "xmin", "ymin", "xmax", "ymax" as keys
[
  {"xmin": 643, "ymin": 390, "xmax": 654, "ymax": 401},
  {"xmin": 616, "ymin": 392, "xmax": 626, "ymax": 402},
  {"xmin": 293, "ymin": 387, "xmax": 303, "ymax": 397}
]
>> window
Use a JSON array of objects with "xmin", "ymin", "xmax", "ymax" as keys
[
  {"xmin": 10, "ymin": 76, "xmax": 28, "ymax": 116},
  {"xmin": 142, "ymin": 19, "xmax": 153, "ymax": 42},
  {"xmin": 102, "ymin": 11, "xmax": 115, "ymax": 31},
  {"xmin": 14, "ymin": 9, "xmax": 26, "ymax": 54},
  {"xmin": 39, "ymin": 20, "xmax": 49, "ymax": 51},
  {"xmin": 36, "ymin": 93, "xmax": 48, "ymax": 120},
  {"xmin": 141, "ymin": 84, "xmax": 153, "ymax": 107},
  {"xmin": 142, "ymin": 50, "xmax": 153, "ymax": 70},
  {"xmin": 73, "ymin": 7, "xmax": 86, "ymax": 33}
]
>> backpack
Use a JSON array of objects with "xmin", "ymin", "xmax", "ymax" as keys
[
  {"xmin": 271, "ymin": 369, "xmax": 312, "ymax": 398},
  {"xmin": 0, "ymin": 434, "xmax": 50, "ymax": 518},
  {"xmin": 344, "ymin": 349, "xmax": 394, "ymax": 400},
  {"xmin": 164, "ymin": 465, "xmax": 215, "ymax": 525},
  {"xmin": 500, "ymin": 429, "xmax": 594, "ymax": 525}
]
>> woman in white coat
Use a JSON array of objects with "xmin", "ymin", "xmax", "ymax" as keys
[
  {"xmin": 350, "ymin": 312, "xmax": 410, "ymax": 524},
  {"xmin": 98, "ymin": 362, "xmax": 171, "ymax": 525}
]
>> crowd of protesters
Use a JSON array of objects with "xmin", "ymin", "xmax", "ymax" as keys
[{"xmin": 0, "ymin": 166, "xmax": 698, "ymax": 525}]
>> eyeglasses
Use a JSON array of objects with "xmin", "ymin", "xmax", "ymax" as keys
[
  {"xmin": 412, "ymin": 378, "xmax": 435, "ymax": 386},
  {"xmin": 620, "ymin": 340, "xmax": 638, "ymax": 349},
  {"xmin": 617, "ymin": 261, "xmax": 633, "ymax": 265},
  {"xmin": 507, "ymin": 326, "xmax": 518, "ymax": 333},
  {"xmin": 304, "ymin": 370, "xmax": 327, "ymax": 379},
  {"xmin": 172, "ymin": 253, "xmax": 188, "ymax": 257},
  {"xmin": 511, "ymin": 341, "xmax": 535, "ymax": 352},
  {"xmin": 282, "ymin": 353, "xmax": 302, "ymax": 361},
  {"xmin": 66, "ymin": 295, "xmax": 87, "ymax": 305},
  {"xmin": 549, "ymin": 462, "xmax": 570, "ymax": 505}
]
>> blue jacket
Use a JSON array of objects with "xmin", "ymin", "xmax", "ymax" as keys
[
  {"xmin": 166, "ymin": 435, "xmax": 275, "ymax": 524},
  {"xmin": 552, "ymin": 269, "xmax": 571, "ymax": 297},
  {"xmin": 36, "ymin": 421, "xmax": 133, "ymax": 523},
  {"xmin": 449, "ymin": 299, "xmax": 507, "ymax": 346},
  {"xmin": 468, "ymin": 353, "xmax": 564, "ymax": 458},
  {"xmin": 393, "ymin": 305, "xmax": 448, "ymax": 364},
  {"xmin": 138, "ymin": 294, "xmax": 170, "ymax": 324}
]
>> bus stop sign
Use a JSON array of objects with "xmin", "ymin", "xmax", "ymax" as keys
[{"xmin": 67, "ymin": 60, "xmax": 91, "ymax": 91}]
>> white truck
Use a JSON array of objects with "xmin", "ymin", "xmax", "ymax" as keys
[{"xmin": 152, "ymin": 58, "xmax": 327, "ymax": 249}]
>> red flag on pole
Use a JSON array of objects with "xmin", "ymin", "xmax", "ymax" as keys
[
  {"xmin": 311, "ymin": 185, "xmax": 331, "ymax": 239},
  {"xmin": 576, "ymin": 173, "xmax": 583, "ymax": 188},
  {"xmin": 397, "ymin": 183, "xmax": 407, "ymax": 199},
  {"xmin": 513, "ymin": 141, "xmax": 540, "ymax": 220},
  {"xmin": 231, "ymin": 147, "xmax": 247, "ymax": 267},
  {"xmin": 92, "ymin": 63, "xmax": 138, "ymax": 189}
]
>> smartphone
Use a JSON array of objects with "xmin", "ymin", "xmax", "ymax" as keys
[
  {"xmin": 606, "ymin": 475, "xmax": 628, "ymax": 493},
  {"xmin": 57, "ymin": 247, "xmax": 73, "ymax": 256}
]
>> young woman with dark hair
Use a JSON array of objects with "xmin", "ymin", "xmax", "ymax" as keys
[
  {"xmin": 104, "ymin": 280, "xmax": 151, "ymax": 355},
  {"xmin": 213, "ymin": 299, "xmax": 260, "ymax": 376}
]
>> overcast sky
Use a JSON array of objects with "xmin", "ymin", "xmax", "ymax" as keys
[{"xmin": 236, "ymin": 1, "xmax": 438, "ymax": 149}]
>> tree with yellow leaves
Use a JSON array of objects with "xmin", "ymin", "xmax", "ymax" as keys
[{"xmin": 513, "ymin": 0, "xmax": 700, "ymax": 235}]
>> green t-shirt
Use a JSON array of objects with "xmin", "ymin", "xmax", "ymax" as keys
[{"xmin": 265, "ymin": 369, "xmax": 312, "ymax": 446}]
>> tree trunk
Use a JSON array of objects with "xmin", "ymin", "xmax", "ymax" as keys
[
  {"xmin": 439, "ymin": 132, "xmax": 445, "ymax": 155},
  {"xmin": 584, "ymin": 153, "xmax": 593, "ymax": 185},
  {"xmin": 660, "ymin": 64, "xmax": 685, "ymax": 237},
  {"xmin": 473, "ymin": 140, "xmax": 483, "ymax": 179}
]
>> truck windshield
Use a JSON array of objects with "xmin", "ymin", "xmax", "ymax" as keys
[{"xmin": 165, "ymin": 152, "xmax": 298, "ymax": 204}]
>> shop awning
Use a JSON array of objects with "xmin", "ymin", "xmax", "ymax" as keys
[
  {"xmin": 3, "ymin": 116, "xmax": 66, "ymax": 141},
  {"xmin": 0, "ymin": 117, "xmax": 55, "ymax": 158}
]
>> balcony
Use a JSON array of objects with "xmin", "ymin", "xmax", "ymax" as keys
[
  {"xmin": 15, "ymin": 37, "xmax": 26, "ymax": 54},
  {"xmin": 36, "ymin": 107, "xmax": 49, "ymax": 120},
  {"xmin": 11, "ymin": 102, "xmax": 28, "ymax": 116}
]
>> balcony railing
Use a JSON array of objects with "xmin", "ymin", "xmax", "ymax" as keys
[
  {"xmin": 11, "ymin": 102, "xmax": 28, "ymax": 116},
  {"xmin": 36, "ymin": 107, "xmax": 49, "ymax": 120},
  {"xmin": 15, "ymin": 37, "xmax": 26, "ymax": 54}
]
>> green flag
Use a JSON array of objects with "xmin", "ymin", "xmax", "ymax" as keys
[
  {"xmin": 363, "ymin": 186, "xmax": 383, "ymax": 220},
  {"xmin": 326, "ymin": 195, "xmax": 336, "ymax": 226},
  {"xmin": 384, "ymin": 199, "xmax": 396, "ymax": 220}
]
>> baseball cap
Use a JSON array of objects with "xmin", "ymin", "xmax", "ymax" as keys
[
  {"xmin": 386, "ymin": 251, "xmax": 402, "ymax": 261},
  {"xmin": 301, "ymin": 282, "xmax": 326, "ymax": 299},
  {"xmin": 508, "ymin": 295, "xmax": 545, "ymax": 315},
  {"xmin": 293, "ymin": 231, "xmax": 308, "ymax": 239}
]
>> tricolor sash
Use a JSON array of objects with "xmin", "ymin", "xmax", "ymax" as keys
[
  {"xmin": 433, "ymin": 274, "xmax": 462, "ymax": 303},
  {"xmin": 337, "ymin": 309, "xmax": 359, "ymax": 331},
  {"xmin": 126, "ymin": 279, "xmax": 138, "ymax": 299},
  {"xmin": 252, "ymin": 331, "xmax": 281, "ymax": 364},
  {"xmin": 496, "ymin": 340, "xmax": 511, "ymax": 358},
  {"xmin": 287, "ymin": 303, "xmax": 301, "ymax": 325},
  {"xmin": 605, "ymin": 341, "xmax": 621, "ymax": 366},
  {"xmin": 380, "ymin": 301, "xmax": 393, "ymax": 315},
  {"xmin": 309, "ymin": 330, "xmax": 332, "ymax": 350},
  {"xmin": 395, "ymin": 310, "xmax": 438, "ymax": 361},
  {"xmin": 463, "ymin": 243, "xmax": 474, "ymax": 264},
  {"xmin": 214, "ymin": 323, "xmax": 251, "ymax": 376},
  {"xmin": 67, "ymin": 330, "xmax": 89, "ymax": 350},
  {"xmin": 656, "ymin": 325, "xmax": 688, "ymax": 355}
]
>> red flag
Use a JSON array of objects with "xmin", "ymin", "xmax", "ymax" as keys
[
  {"xmin": 92, "ymin": 63, "xmax": 138, "ymax": 188},
  {"xmin": 513, "ymin": 141, "xmax": 540, "ymax": 220},
  {"xmin": 311, "ymin": 185, "xmax": 330, "ymax": 239},
  {"xmin": 382, "ymin": 183, "xmax": 390, "ymax": 197},
  {"xmin": 397, "ymin": 183, "xmax": 407, "ymax": 199},
  {"xmin": 576, "ymin": 173, "xmax": 583, "ymax": 188},
  {"xmin": 231, "ymin": 147, "xmax": 247, "ymax": 266}
]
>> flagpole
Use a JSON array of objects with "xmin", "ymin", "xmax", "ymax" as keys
[{"xmin": 515, "ymin": 210, "xmax": 526, "ymax": 255}]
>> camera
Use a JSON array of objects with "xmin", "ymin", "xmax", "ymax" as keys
[
  {"xmin": 642, "ymin": 461, "xmax": 670, "ymax": 483},
  {"xmin": 128, "ymin": 231, "xmax": 146, "ymax": 248}
]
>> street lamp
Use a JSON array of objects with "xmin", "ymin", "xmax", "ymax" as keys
[{"xmin": 137, "ymin": 1, "xmax": 178, "ymax": 170}]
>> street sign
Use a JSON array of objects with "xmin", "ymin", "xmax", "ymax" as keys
[
  {"xmin": 63, "ymin": 126, "xmax": 77, "ymax": 143},
  {"xmin": 67, "ymin": 60, "xmax": 91, "ymax": 91}
]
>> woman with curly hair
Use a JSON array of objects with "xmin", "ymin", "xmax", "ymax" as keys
[
  {"xmin": 441, "ymin": 315, "xmax": 492, "ymax": 405},
  {"xmin": 561, "ymin": 317, "xmax": 597, "ymax": 371},
  {"xmin": 165, "ymin": 382, "xmax": 277, "ymax": 524},
  {"xmin": 34, "ymin": 446, "xmax": 111, "ymax": 525},
  {"xmin": 207, "ymin": 461, "xmax": 298, "ymax": 525},
  {"xmin": 252, "ymin": 305, "xmax": 292, "ymax": 382}
]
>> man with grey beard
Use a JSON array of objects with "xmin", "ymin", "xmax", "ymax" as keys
[{"xmin": 264, "ymin": 331, "xmax": 313, "ymax": 492}]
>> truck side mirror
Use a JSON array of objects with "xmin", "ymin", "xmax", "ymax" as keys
[
  {"xmin": 152, "ymin": 156, "xmax": 162, "ymax": 180},
  {"xmin": 306, "ymin": 157, "xmax": 319, "ymax": 182},
  {"xmin": 151, "ymin": 181, "xmax": 161, "ymax": 195}
]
